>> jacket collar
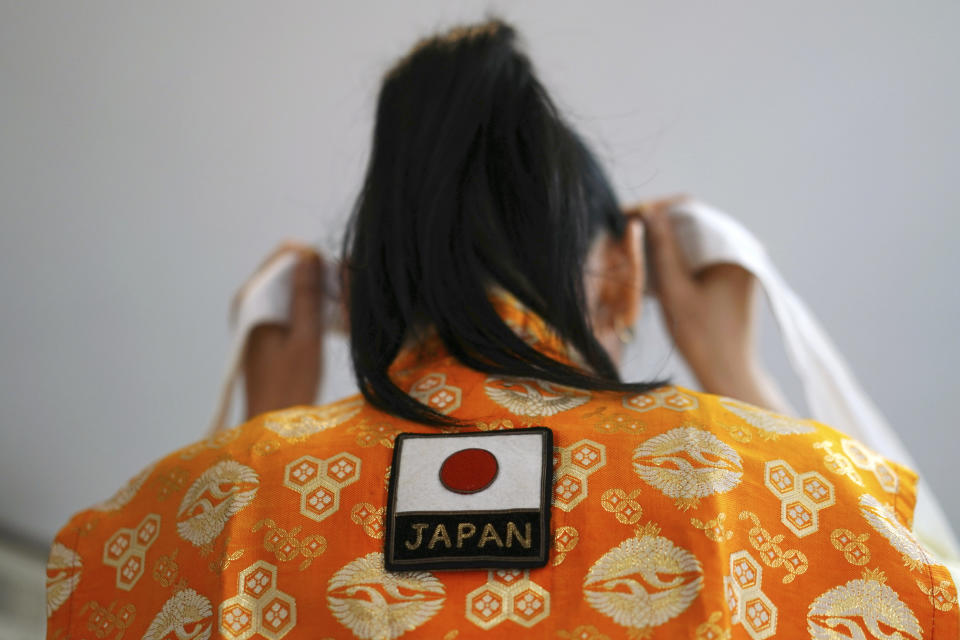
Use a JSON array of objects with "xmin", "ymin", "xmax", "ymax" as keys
[{"xmin": 388, "ymin": 286, "xmax": 585, "ymax": 377}]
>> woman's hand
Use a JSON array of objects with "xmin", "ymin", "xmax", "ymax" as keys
[
  {"xmin": 629, "ymin": 195, "xmax": 795, "ymax": 414},
  {"xmin": 242, "ymin": 243, "xmax": 326, "ymax": 420}
]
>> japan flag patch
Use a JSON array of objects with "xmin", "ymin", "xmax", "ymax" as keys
[{"xmin": 384, "ymin": 427, "xmax": 553, "ymax": 571}]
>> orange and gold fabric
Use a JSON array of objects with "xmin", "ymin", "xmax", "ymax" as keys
[{"xmin": 47, "ymin": 291, "xmax": 959, "ymax": 638}]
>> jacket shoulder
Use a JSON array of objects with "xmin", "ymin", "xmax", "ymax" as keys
[
  {"xmin": 45, "ymin": 394, "xmax": 380, "ymax": 636},
  {"xmin": 586, "ymin": 384, "xmax": 920, "ymax": 526}
]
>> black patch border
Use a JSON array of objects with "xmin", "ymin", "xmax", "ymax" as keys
[{"xmin": 384, "ymin": 426, "xmax": 553, "ymax": 572}]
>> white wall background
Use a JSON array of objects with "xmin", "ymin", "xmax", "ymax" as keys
[{"xmin": 2, "ymin": 1, "xmax": 958, "ymax": 548}]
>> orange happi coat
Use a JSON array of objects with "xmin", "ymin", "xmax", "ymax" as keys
[{"xmin": 47, "ymin": 291, "xmax": 958, "ymax": 639}]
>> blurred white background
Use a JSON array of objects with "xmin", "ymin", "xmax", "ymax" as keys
[{"xmin": 2, "ymin": 1, "xmax": 958, "ymax": 635}]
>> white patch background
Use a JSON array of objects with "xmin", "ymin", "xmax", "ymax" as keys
[{"xmin": 395, "ymin": 432, "xmax": 546, "ymax": 513}]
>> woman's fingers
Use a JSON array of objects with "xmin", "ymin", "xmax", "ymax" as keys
[
  {"xmin": 240, "ymin": 242, "xmax": 326, "ymax": 419},
  {"xmin": 289, "ymin": 249, "xmax": 325, "ymax": 341},
  {"xmin": 230, "ymin": 240, "xmax": 318, "ymax": 322},
  {"xmin": 641, "ymin": 202, "xmax": 694, "ymax": 304}
]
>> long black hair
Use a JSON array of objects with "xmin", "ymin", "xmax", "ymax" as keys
[{"xmin": 342, "ymin": 17, "xmax": 670, "ymax": 426}]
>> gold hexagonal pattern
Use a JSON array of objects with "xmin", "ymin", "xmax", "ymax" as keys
[
  {"xmin": 410, "ymin": 373, "xmax": 462, "ymax": 415},
  {"xmin": 724, "ymin": 550, "xmax": 778, "ymax": 640},
  {"xmin": 841, "ymin": 439, "xmax": 899, "ymax": 494},
  {"xmin": 511, "ymin": 584, "xmax": 549, "ymax": 627},
  {"xmin": 466, "ymin": 587, "xmax": 506, "ymax": 629},
  {"xmin": 763, "ymin": 460, "xmax": 835, "ymax": 538},
  {"xmin": 283, "ymin": 453, "xmax": 361, "ymax": 523},
  {"xmin": 600, "ymin": 488, "xmax": 643, "ymax": 525},
  {"xmin": 622, "ymin": 387, "xmax": 699, "ymax": 413},
  {"xmin": 552, "ymin": 439, "xmax": 606, "ymax": 512},
  {"xmin": 466, "ymin": 569, "xmax": 551, "ymax": 630},
  {"xmin": 219, "ymin": 561, "xmax": 296, "ymax": 640},
  {"xmin": 101, "ymin": 513, "xmax": 161, "ymax": 591}
]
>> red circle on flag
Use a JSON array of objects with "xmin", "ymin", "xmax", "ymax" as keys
[{"xmin": 439, "ymin": 448, "xmax": 499, "ymax": 494}]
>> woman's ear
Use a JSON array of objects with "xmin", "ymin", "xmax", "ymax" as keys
[
  {"xmin": 598, "ymin": 216, "xmax": 645, "ymax": 327},
  {"xmin": 617, "ymin": 215, "xmax": 645, "ymax": 329},
  {"xmin": 586, "ymin": 216, "xmax": 645, "ymax": 364}
]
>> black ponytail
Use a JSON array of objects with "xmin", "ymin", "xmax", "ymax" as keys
[{"xmin": 342, "ymin": 17, "xmax": 670, "ymax": 426}]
